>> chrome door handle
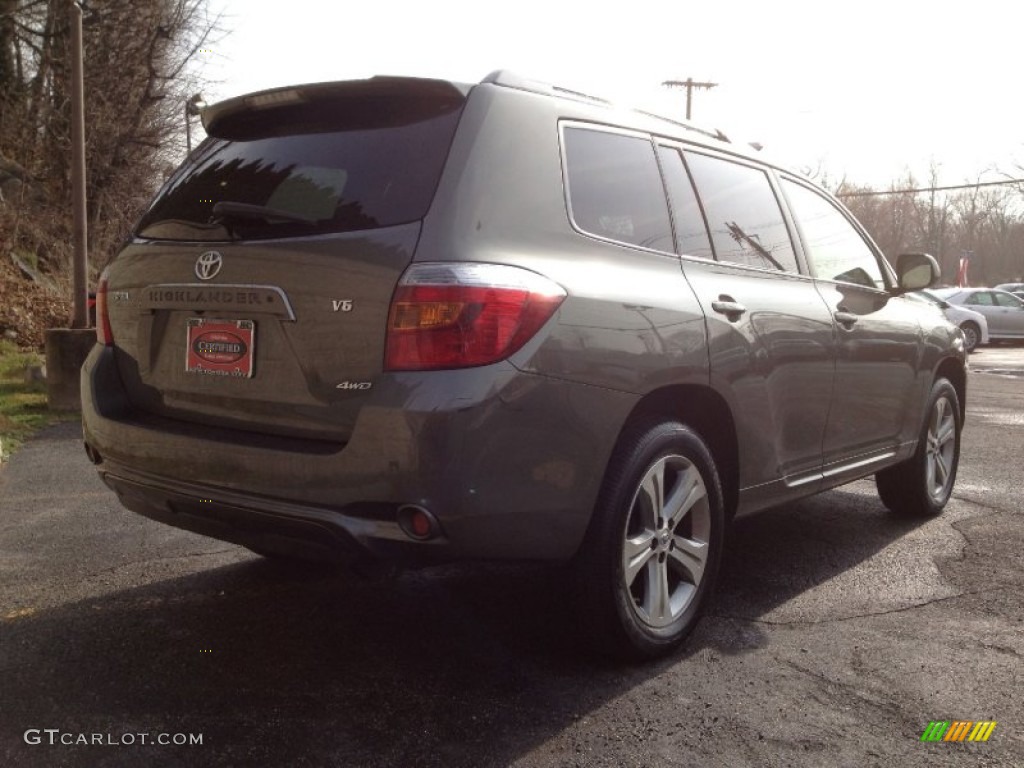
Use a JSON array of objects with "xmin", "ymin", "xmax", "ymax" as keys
[
  {"xmin": 711, "ymin": 299, "xmax": 747, "ymax": 318},
  {"xmin": 834, "ymin": 311, "xmax": 858, "ymax": 328}
]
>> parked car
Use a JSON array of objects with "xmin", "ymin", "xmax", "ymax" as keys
[
  {"xmin": 931, "ymin": 287, "xmax": 1024, "ymax": 341},
  {"xmin": 82, "ymin": 71, "xmax": 967, "ymax": 659},
  {"xmin": 995, "ymin": 282, "xmax": 1024, "ymax": 294},
  {"xmin": 907, "ymin": 289, "xmax": 989, "ymax": 351}
]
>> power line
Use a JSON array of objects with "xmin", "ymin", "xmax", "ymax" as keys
[{"xmin": 836, "ymin": 178, "xmax": 1024, "ymax": 197}]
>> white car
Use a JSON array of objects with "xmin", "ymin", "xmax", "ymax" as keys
[
  {"xmin": 910, "ymin": 290, "xmax": 989, "ymax": 352},
  {"xmin": 932, "ymin": 287, "xmax": 1024, "ymax": 344}
]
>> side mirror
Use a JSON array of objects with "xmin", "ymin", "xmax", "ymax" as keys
[{"xmin": 894, "ymin": 253, "xmax": 940, "ymax": 294}]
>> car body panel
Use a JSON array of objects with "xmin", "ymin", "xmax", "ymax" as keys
[
  {"xmin": 681, "ymin": 261, "xmax": 834, "ymax": 500},
  {"xmin": 812, "ymin": 284, "xmax": 925, "ymax": 468},
  {"xmin": 83, "ymin": 344, "xmax": 637, "ymax": 562},
  {"xmin": 105, "ymin": 227, "xmax": 419, "ymax": 442},
  {"xmin": 907, "ymin": 290, "xmax": 989, "ymax": 347},
  {"xmin": 82, "ymin": 73, "xmax": 968, "ymax": 568}
]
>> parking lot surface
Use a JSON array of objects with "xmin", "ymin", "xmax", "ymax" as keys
[{"xmin": 1, "ymin": 346, "xmax": 1022, "ymax": 767}]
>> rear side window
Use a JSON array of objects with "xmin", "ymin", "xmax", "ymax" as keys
[
  {"xmin": 684, "ymin": 152, "xmax": 798, "ymax": 272},
  {"xmin": 136, "ymin": 83, "xmax": 465, "ymax": 241},
  {"xmin": 563, "ymin": 126, "xmax": 673, "ymax": 252},
  {"xmin": 782, "ymin": 179, "xmax": 885, "ymax": 289},
  {"xmin": 965, "ymin": 292, "xmax": 994, "ymax": 306}
]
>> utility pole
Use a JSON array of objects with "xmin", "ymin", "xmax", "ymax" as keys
[
  {"xmin": 69, "ymin": 0, "xmax": 87, "ymax": 330},
  {"xmin": 44, "ymin": 0, "xmax": 95, "ymax": 412},
  {"xmin": 662, "ymin": 78, "xmax": 718, "ymax": 120}
]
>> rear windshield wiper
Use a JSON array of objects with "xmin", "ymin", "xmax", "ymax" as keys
[{"xmin": 211, "ymin": 201, "xmax": 319, "ymax": 225}]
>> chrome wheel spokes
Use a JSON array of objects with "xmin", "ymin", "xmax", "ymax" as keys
[
  {"xmin": 622, "ymin": 455, "xmax": 710, "ymax": 629},
  {"xmin": 925, "ymin": 396, "xmax": 957, "ymax": 501}
]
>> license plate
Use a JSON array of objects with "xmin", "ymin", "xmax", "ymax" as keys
[{"xmin": 186, "ymin": 319, "xmax": 255, "ymax": 378}]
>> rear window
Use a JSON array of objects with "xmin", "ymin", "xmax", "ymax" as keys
[{"xmin": 136, "ymin": 81, "xmax": 466, "ymax": 241}]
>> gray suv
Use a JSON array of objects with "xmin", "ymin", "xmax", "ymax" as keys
[{"xmin": 82, "ymin": 71, "xmax": 966, "ymax": 659}]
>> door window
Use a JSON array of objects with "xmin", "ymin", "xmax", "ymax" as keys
[
  {"xmin": 683, "ymin": 152, "xmax": 797, "ymax": 272},
  {"xmin": 965, "ymin": 292, "xmax": 994, "ymax": 306},
  {"xmin": 656, "ymin": 146, "xmax": 714, "ymax": 259},
  {"xmin": 994, "ymin": 292, "xmax": 1024, "ymax": 308},
  {"xmin": 782, "ymin": 179, "xmax": 884, "ymax": 289}
]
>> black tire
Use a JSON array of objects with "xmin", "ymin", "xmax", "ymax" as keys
[
  {"xmin": 575, "ymin": 421, "xmax": 724, "ymax": 660},
  {"xmin": 959, "ymin": 322, "xmax": 980, "ymax": 353},
  {"xmin": 876, "ymin": 378, "xmax": 961, "ymax": 517}
]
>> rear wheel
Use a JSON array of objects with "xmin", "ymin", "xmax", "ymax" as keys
[
  {"xmin": 876, "ymin": 378, "xmax": 961, "ymax": 517},
  {"xmin": 959, "ymin": 321, "xmax": 980, "ymax": 352},
  {"xmin": 576, "ymin": 421, "xmax": 724, "ymax": 660}
]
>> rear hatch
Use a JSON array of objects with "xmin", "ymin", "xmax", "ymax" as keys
[{"xmin": 107, "ymin": 77, "xmax": 468, "ymax": 442}]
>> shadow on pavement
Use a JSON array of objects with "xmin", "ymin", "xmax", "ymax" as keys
[{"xmin": 0, "ymin": 479, "xmax": 927, "ymax": 767}]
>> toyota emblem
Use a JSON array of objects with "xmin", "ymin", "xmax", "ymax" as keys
[{"xmin": 195, "ymin": 251, "xmax": 223, "ymax": 280}]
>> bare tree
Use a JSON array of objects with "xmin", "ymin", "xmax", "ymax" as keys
[
  {"xmin": 839, "ymin": 168, "xmax": 1024, "ymax": 286},
  {"xmin": 0, "ymin": 0, "xmax": 222, "ymax": 273}
]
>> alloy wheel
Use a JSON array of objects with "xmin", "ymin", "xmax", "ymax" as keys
[
  {"xmin": 925, "ymin": 395, "xmax": 957, "ymax": 501},
  {"xmin": 621, "ymin": 455, "xmax": 710, "ymax": 629}
]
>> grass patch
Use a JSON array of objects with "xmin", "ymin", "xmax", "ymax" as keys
[{"xmin": 0, "ymin": 340, "xmax": 75, "ymax": 463}]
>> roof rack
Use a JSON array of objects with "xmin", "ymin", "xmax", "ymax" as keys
[
  {"xmin": 481, "ymin": 70, "xmax": 610, "ymax": 106},
  {"xmin": 633, "ymin": 109, "xmax": 730, "ymax": 143},
  {"xmin": 482, "ymin": 70, "xmax": 731, "ymax": 144}
]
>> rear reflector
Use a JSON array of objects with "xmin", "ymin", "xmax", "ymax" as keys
[
  {"xmin": 95, "ymin": 267, "xmax": 114, "ymax": 346},
  {"xmin": 385, "ymin": 263, "xmax": 566, "ymax": 371},
  {"xmin": 397, "ymin": 504, "xmax": 440, "ymax": 541}
]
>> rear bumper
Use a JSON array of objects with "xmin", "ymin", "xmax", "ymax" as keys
[
  {"xmin": 82, "ymin": 345, "xmax": 635, "ymax": 566},
  {"xmin": 96, "ymin": 465, "xmax": 420, "ymax": 569}
]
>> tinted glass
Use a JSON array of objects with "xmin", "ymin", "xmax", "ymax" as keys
[
  {"xmin": 782, "ymin": 179, "xmax": 884, "ymax": 288},
  {"xmin": 965, "ymin": 292, "xmax": 994, "ymax": 306},
  {"xmin": 995, "ymin": 291, "xmax": 1024, "ymax": 308},
  {"xmin": 136, "ymin": 89, "xmax": 464, "ymax": 241},
  {"xmin": 563, "ymin": 127, "xmax": 673, "ymax": 252},
  {"xmin": 657, "ymin": 146, "xmax": 714, "ymax": 259},
  {"xmin": 683, "ymin": 152, "xmax": 797, "ymax": 272}
]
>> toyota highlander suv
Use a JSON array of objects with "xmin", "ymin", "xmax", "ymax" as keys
[{"xmin": 82, "ymin": 71, "xmax": 967, "ymax": 659}]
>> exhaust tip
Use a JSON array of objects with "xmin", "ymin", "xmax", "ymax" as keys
[{"xmin": 397, "ymin": 504, "xmax": 440, "ymax": 541}]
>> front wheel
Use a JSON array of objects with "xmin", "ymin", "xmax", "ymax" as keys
[
  {"xmin": 876, "ymin": 377, "xmax": 961, "ymax": 517},
  {"xmin": 575, "ymin": 421, "xmax": 724, "ymax": 660},
  {"xmin": 959, "ymin": 322, "xmax": 980, "ymax": 353}
]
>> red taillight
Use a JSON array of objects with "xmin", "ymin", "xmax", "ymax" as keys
[
  {"xmin": 385, "ymin": 263, "xmax": 566, "ymax": 371},
  {"xmin": 96, "ymin": 268, "xmax": 114, "ymax": 346}
]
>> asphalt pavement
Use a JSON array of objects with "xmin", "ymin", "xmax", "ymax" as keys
[{"xmin": 1, "ymin": 347, "xmax": 1022, "ymax": 767}]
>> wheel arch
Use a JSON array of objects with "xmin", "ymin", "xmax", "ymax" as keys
[
  {"xmin": 617, "ymin": 385, "xmax": 739, "ymax": 520},
  {"xmin": 935, "ymin": 357, "xmax": 967, "ymax": 422}
]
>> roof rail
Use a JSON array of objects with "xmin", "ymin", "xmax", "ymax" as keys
[
  {"xmin": 482, "ymin": 70, "xmax": 731, "ymax": 144},
  {"xmin": 481, "ymin": 70, "xmax": 610, "ymax": 106},
  {"xmin": 632, "ymin": 109, "xmax": 730, "ymax": 143}
]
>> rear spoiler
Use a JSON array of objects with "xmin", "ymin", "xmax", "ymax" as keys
[{"xmin": 202, "ymin": 76, "xmax": 472, "ymax": 136}]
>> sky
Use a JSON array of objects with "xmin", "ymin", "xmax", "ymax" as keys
[{"xmin": 199, "ymin": 0, "xmax": 1024, "ymax": 189}]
